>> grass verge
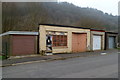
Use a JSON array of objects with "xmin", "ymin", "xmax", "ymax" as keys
[{"xmin": 0, "ymin": 55, "xmax": 6, "ymax": 60}]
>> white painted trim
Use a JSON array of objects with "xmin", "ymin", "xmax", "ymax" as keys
[{"xmin": 0, "ymin": 31, "xmax": 39, "ymax": 37}]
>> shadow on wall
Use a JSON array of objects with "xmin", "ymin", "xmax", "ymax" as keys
[{"xmin": 118, "ymin": 2, "xmax": 120, "ymax": 47}]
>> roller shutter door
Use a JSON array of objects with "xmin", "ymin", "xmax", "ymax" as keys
[
  {"xmin": 93, "ymin": 35, "xmax": 102, "ymax": 50},
  {"xmin": 12, "ymin": 35, "xmax": 36, "ymax": 56},
  {"xmin": 109, "ymin": 36, "xmax": 115, "ymax": 49}
]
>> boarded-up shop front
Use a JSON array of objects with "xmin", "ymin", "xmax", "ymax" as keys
[
  {"xmin": 105, "ymin": 32, "xmax": 118, "ymax": 49},
  {"xmin": 90, "ymin": 29, "xmax": 105, "ymax": 51},
  {"xmin": 46, "ymin": 31, "xmax": 68, "ymax": 53},
  {"xmin": 39, "ymin": 24, "xmax": 91, "ymax": 54},
  {"xmin": 1, "ymin": 31, "xmax": 38, "ymax": 57}
]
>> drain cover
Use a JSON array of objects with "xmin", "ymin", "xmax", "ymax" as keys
[{"xmin": 101, "ymin": 53, "xmax": 107, "ymax": 55}]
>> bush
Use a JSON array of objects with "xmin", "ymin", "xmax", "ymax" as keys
[{"xmin": 0, "ymin": 55, "xmax": 7, "ymax": 60}]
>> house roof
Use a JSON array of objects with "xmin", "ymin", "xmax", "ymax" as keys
[{"xmin": 0, "ymin": 31, "xmax": 39, "ymax": 37}]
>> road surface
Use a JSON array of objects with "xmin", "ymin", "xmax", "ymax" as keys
[{"xmin": 2, "ymin": 53, "xmax": 118, "ymax": 78}]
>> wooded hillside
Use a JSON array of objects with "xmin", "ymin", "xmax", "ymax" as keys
[{"xmin": 2, "ymin": 2, "xmax": 118, "ymax": 32}]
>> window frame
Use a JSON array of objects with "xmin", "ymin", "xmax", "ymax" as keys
[{"xmin": 52, "ymin": 35, "xmax": 67, "ymax": 47}]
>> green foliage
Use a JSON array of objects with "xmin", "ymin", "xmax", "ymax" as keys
[{"xmin": 0, "ymin": 55, "xmax": 7, "ymax": 60}]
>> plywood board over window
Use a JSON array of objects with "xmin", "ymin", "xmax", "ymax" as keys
[
  {"xmin": 46, "ymin": 31, "xmax": 68, "ymax": 47},
  {"xmin": 72, "ymin": 33, "xmax": 87, "ymax": 52},
  {"xmin": 52, "ymin": 35, "xmax": 67, "ymax": 47}
]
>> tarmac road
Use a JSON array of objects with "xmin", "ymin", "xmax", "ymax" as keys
[{"xmin": 2, "ymin": 52, "xmax": 118, "ymax": 78}]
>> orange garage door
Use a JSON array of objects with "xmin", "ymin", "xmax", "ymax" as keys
[
  {"xmin": 12, "ymin": 35, "xmax": 36, "ymax": 56},
  {"xmin": 72, "ymin": 33, "xmax": 87, "ymax": 52}
]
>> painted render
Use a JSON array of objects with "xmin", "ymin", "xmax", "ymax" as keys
[
  {"xmin": 39, "ymin": 25, "xmax": 91, "ymax": 54},
  {"xmin": 90, "ymin": 31, "xmax": 105, "ymax": 50},
  {"xmin": 105, "ymin": 32, "xmax": 118, "ymax": 49}
]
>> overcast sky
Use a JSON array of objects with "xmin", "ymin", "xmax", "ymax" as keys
[
  {"xmin": 1, "ymin": 0, "xmax": 119, "ymax": 16},
  {"xmin": 59, "ymin": 0, "xmax": 119, "ymax": 16}
]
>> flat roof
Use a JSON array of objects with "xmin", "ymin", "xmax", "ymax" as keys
[
  {"xmin": 0, "ymin": 31, "xmax": 39, "ymax": 37},
  {"xmin": 90, "ymin": 29, "xmax": 105, "ymax": 32},
  {"xmin": 39, "ymin": 24, "xmax": 106, "ymax": 31},
  {"xmin": 39, "ymin": 24, "xmax": 91, "ymax": 29},
  {"xmin": 105, "ymin": 31, "xmax": 118, "ymax": 34}
]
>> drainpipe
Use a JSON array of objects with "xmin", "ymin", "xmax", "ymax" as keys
[{"xmin": 37, "ymin": 25, "xmax": 40, "ymax": 54}]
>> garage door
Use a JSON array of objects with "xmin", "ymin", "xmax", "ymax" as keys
[
  {"xmin": 12, "ymin": 35, "xmax": 36, "ymax": 56},
  {"xmin": 109, "ymin": 36, "xmax": 115, "ymax": 49},
  {"xmin": 93, "ymin": 35, "xmax": 102, "ymax": 50},
  {"xmin": 72, "ymin": 33, "xmax": 87, "ymax": 52}
]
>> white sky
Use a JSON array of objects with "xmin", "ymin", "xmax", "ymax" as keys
[
  {"xmin": 1, "ymin": 0, "xmax": 119, "ymax": 15},
  {"xmin": 59, "ymin": 0, "xmax": 119, "ymax": 16}
]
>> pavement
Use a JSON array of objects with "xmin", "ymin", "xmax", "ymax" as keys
[
  {"xmin": 2, "ymin": 50, "xmax": 118, "ymax": 78},
  {"xmin": 1, "ymin": 49, "xmax": 118, "ymax": 67}
]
